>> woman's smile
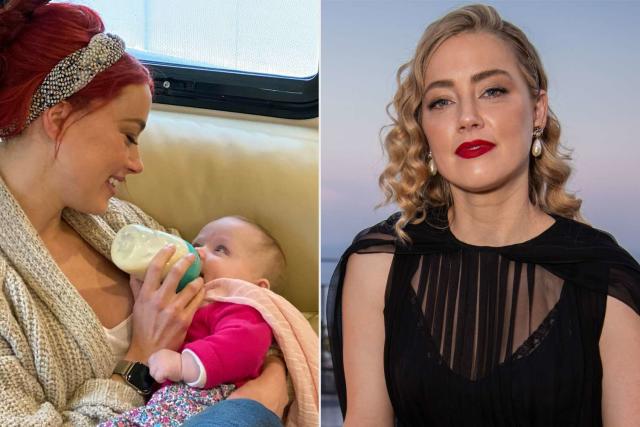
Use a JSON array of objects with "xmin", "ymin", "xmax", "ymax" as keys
[{"xmin": 106, "ymin": 176, "xmax": 124, "ymax": 195}]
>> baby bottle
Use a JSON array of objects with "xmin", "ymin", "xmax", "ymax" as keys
[{"xmin": 111, "ymin": 224, "xmax": 201, "ymax": 292}]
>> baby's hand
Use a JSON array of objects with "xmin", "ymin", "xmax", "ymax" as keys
[{"xmin": 148, "ymin": 349, "xmax": 182, "ymax": 382}]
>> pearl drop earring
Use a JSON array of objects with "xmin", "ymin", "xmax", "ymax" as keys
[
  {"xmin": 427, "ymin": 151, "xmax": 437, "ymax": 176},
  {"xmin": 532, "ymin": 127, "xmax": 543, "ymax": 157}
]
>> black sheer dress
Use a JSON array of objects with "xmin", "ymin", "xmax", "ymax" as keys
[{"xmin": 327, "ymin": 209, "xmax": 640, "ymax": 426}]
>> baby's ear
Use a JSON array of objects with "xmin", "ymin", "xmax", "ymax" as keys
[{"xmin": 255, "ymin": 278, "xmax": 270, "ymax": 289}]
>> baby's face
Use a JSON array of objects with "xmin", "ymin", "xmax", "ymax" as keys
[{"xmin": 192, "ymin": 217, "xmax": 267, "ymax": 285}]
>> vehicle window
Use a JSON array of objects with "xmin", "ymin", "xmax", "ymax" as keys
[{"xmin": 58, "ymin": 0, "xmax": 319, "ymax": 118}]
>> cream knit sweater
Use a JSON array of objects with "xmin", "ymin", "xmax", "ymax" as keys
[{"xmin": 0, "ymin": 177, "xmax": 172, "ymax": 426}]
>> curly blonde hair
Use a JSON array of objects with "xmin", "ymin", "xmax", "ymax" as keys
[{"xmin": 379, "ymin": 4, "xmax": 584, "ymax": 241}]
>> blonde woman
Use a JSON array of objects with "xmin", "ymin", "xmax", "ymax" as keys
[{"xmin": 327, "ymin": 4, "xmax": 640, "ymax": 426}]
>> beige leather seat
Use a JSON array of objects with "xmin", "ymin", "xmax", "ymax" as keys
[{"xmin": 116, "ymin": 107, "xmax": 319, "ymax": 333}]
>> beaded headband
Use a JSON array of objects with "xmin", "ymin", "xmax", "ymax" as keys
[
  {"xmin": 0, "ymin": 32, "xmax": 125, "ymax": 138},
  {"xmin": 28, "ymin": 32, "xmax": 125, "ymax": 124}
]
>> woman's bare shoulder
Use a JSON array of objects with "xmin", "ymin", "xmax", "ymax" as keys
[
  {"xmin": 344, "ymin": 252, "xmax": 393, "ymax": 298},
  {"xmin": 341, "ymin": 215, "xmax": 399, "ymax": 302}
]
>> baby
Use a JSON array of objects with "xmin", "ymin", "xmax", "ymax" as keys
[{"xmin": 102, "ymin": 216, "xmax": 286, "ymax": 427}]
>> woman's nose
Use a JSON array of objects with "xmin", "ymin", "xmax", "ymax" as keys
[
  {"xmin": 127, "ymin": 148, "xmax": 144, "ymax": 174},
  {"xmin": 457, "ymin": 97, "xmax": 483, "ymax": 132}
]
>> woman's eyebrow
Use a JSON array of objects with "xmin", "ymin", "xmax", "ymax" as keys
[
  {"xmin": 120, "ymin": 118, "xmax": 146, "ymax": 132},
  {"xmin": 471, "ymin": 68, "xmax": 511, "ymax": 83},
  {"xmin": 424, "ymin": 69, "xmax": 512, "ymax": 94}
]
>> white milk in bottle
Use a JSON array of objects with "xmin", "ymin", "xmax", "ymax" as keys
[{"xmin": 111, "ymin": 224, "xmax": 201, "ymax": 292}]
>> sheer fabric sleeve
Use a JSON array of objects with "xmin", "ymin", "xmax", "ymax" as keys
[
  {"xmin": 326, "ymin": 215, "xmax": 399, "ymax": 416},
  {"xmin": 608, "ymin": 263, "xmax": 640, "ymax": 316},
  {"xmin": 593, "ymin": 228, "xmax": 640, "ymax": 317}
]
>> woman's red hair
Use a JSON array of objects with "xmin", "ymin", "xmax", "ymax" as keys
[{"xmin": 0, "ymin": 0, "xmax": 153, "ymax": 138}]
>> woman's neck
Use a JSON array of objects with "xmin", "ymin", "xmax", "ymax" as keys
[
  {"xmin": 0, "ymin": 137, "xmax": 65, "ymax": 239},
  {"xmin": 447, "ymin": 177, "xmax": 554, "ymax": 247}
]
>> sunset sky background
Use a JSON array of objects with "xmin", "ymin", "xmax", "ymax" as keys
[{"xmin": 322, "ymin": 0, "xmax": 640, "ymax": 280}]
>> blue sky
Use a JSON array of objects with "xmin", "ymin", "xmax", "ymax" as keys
[{"xmin": 321, "ymin": 0, "xmax": 640, "ymax": 263}]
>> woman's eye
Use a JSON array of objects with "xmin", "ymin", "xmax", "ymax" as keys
[
  {"xmin": 483, "ymin": 87, "xmax": 508, "ymax": 98},
  {"xmin": 427, "ymin": 98, "xmax": 452, "ymax": 110},
  {"xmin": 125, "ymin": 135, "xmax": 138, "ymax": 146}
]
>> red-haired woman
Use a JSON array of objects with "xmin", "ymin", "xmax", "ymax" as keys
[{"xmin": 0, "ymin": 1, "xmax": 286, "ymax": 425}]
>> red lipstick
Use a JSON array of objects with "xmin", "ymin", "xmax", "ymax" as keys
[{"xmin": 455, "ymin": 139, "xmax": 496, "ymax": 159}]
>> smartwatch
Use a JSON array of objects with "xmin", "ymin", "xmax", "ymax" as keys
[{"xmin": 113, "ymin": 360, "xmax": 155, "ymax": 396}]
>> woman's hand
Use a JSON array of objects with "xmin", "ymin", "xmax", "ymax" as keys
[
  {"xmin": 228, "ymin": 354, "xmax": 289, "ymax": 419},
  {"xmin": 125, "ymin": 245, "xmax": 205, "ymax": 363}
]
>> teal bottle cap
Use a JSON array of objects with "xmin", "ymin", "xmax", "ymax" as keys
[{"xmin": 176, "ymin": 242, "xmax": 202, "ymax": 292}]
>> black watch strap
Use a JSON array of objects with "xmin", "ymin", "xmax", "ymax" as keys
[{"xmin": 113, "ymin": 360, "xmax": 155, "ymax": 396}]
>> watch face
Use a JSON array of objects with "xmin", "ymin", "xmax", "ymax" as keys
[{"xmin": 126, "ymin": 362, "xmax": 155, "ymax": 395}]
